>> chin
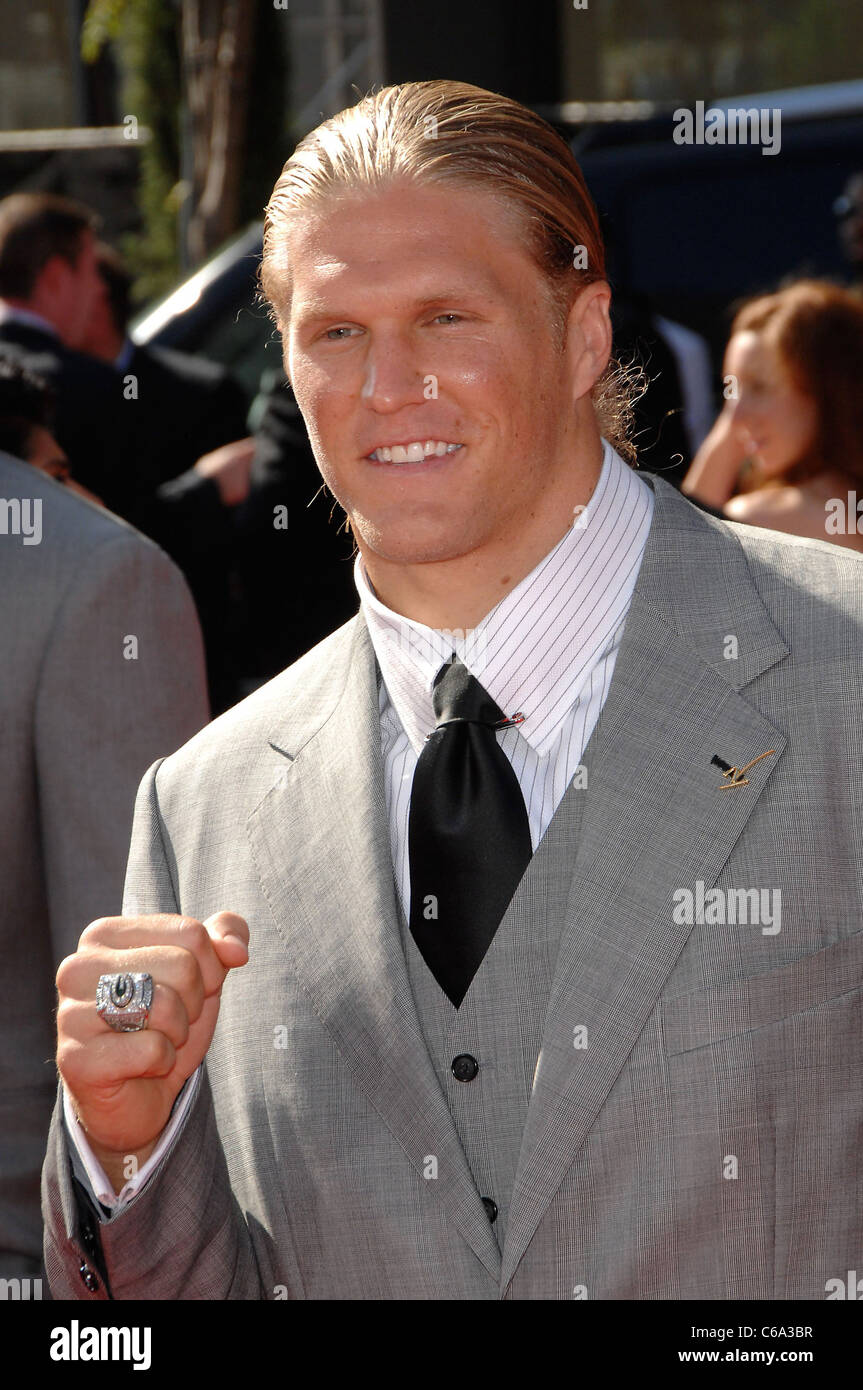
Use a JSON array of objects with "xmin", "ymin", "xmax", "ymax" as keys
[
  {"xmin": 760, "ymin": 458, "xmax": 797, "ymax": 482},
  {"xmin": 354, "ymin": 515, "xmax": 480, "ymax": 567},
  {"xmin": 750, "ymin": 451, "xmax": 784, "ymax": 482}
]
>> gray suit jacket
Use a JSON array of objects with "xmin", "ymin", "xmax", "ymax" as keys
[
  {"xmin": 0, "ymin": 449, "xmax": 209, "ymax": 1278},
  {"xmin": 42, "ymin": 473, "xmax": 863, "ymax": 1299}
]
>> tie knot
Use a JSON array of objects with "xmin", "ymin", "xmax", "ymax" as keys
[{"xmin": 432, "ymin": 655, "xmax": 505, "ymax": 728}]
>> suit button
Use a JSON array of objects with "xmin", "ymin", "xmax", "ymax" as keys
[
  {"xmin": 79, "ymin": 1262, "xmax": 99, "ymax": 1293},
  {"xmin": 482, "ymin": 1197, "xmax": 498, "ymax": 1224},
  {"xmin": 80, "ymin": 1217, "xmax": 97, "ymax": 1255},
  {"xmin": 451, "ymin": 1054, "xmax": 479, "ymax": 1082}
]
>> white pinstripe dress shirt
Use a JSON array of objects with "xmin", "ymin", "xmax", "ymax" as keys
[{"xmin": 356, "ymin": 439, "xmax": 655, "ymax": 922}]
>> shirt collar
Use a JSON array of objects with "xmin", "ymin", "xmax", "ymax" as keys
[
  {"xmin": 355, "ymin": 440, "xmax": 655, "ymax": 757},
  {"xmin": 0, "ymin": 303, "xmax": 60, "ymax": 340}
]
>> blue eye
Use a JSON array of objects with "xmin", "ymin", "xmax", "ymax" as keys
[
  {"xmin": 325, "ymin": 326, "xmax": 355, "ymax": 340},
  {"xmin": 433, "ymin": 313, "xmax": 462, "ymax": 325}
]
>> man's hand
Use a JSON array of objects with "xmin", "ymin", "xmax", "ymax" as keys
[
  {"xmin": 193, "ymin": 437, "xmax": 256, "ymax": 507},
  {"xmin": 56, "ymin": 912, "xmax": 249, "ymax": 1191}
]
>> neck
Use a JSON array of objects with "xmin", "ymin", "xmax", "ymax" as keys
[{"xmin": 360, "ymin": 434, "xmax": 604, "ymax": 628}]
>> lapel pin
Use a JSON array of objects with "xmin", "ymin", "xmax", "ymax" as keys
[{"xmin": 711, "ymin": 749, "xmax": 775, "ymax": 788}]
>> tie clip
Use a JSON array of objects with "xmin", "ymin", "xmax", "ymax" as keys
[
  {"xmin": 426, "ymin": 712, "xmax": 526, "ymax": 739},
  {"xmin": 495, "ymin": 712, "xmax": 526, "ymax": 729}
]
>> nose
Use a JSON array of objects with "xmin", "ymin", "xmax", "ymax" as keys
[{"xmin": 361, "ymin": 331, "xmax": 428, "ymax": 412}]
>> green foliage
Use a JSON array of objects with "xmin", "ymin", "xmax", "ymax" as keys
[
  {"xmin": 80, "ymin": 0, "xmax": 127, "ymax": 63},
  {"xmin": 769, "ymin": 0, "xmax": 863, "ymax": 87},
  {"xmin": 598, "ymin": 0, "xmax": 863, "ymax": 101},
  {"xmin": 82, "ymin": 0, "xmax": 182, "ymax": 302}
]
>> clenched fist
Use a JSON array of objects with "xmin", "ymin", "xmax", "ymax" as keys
[{"xmin": 56, "ymin": 912, "xmax": 249, "ymax": 1192}]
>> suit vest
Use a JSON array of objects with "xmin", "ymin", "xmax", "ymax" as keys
[{"xmin": 397, "ymin": 761, "xmax": 591, "ymax": 1250}]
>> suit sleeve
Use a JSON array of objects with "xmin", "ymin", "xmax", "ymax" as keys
[
  {"xmin": 41, "ymin": 761, "xmax": 265, "ymax": 1300},
  {"xmin": 35, "ymin": 532, "xmax": 210, "ymax": 964}
]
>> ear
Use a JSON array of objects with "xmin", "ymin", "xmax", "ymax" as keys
[{"xmin": 565, "ymin": 280, "xmax": 612, "ymax": 401}]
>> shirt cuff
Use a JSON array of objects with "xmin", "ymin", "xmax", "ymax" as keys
[{"xmin": 62, "ymin": 1068, "xmax": 202, "ymax": 1213}]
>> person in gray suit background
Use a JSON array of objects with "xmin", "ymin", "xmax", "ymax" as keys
[
  {"xmin": 0, "ymin": 407, "xmax": 208, "ymax": 1279},
  {"xmin": 45, "ymin": 81, "xmax": 863, "ymax": 1300}
]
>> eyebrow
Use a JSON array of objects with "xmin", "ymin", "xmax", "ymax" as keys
[{"xmin": 292, "ymin": 286, "xmax": 495, "ymax": 328}]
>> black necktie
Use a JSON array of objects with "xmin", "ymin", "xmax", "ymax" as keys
[{"xmin": 408, "ymin": 655, "xmax": 532, "ymax": 1006}]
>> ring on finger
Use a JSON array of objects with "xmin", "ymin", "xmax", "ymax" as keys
[{"xmin": 95, "ymin": 972, "xmax": 154, "ymax": 1033}]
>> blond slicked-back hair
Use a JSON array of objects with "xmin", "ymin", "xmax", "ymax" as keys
[{"xmin": 261, "ymin": 80, "xmax": 641, "ymax": 461}]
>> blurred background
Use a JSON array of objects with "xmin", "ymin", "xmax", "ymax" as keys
[{"xmin": 2, "ymin": 0, "xmax": 862, "ymax": 370}]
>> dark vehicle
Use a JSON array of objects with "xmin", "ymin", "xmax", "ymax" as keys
[
  {"xmin": 565, "ymin": 80, "xmax": 863, "ymax": 361},
  {"xmin": 132, "ymin": 223, "xmax": 273, "ymax": 403}
]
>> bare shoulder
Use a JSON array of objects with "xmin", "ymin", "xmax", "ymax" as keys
[
  {"xmin": 723, "ymin": 484, "xmax": 808, "ymax": 529},
  {"xmin": 724, "ymin": 482, "xmax": 863, "ymax": 552}
]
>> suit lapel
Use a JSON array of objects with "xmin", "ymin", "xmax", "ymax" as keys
[
  {"xmin": 247, "ymin": 618, "xmax": 502, "ymax": 1280},
  {"xmin": 501, "ymin": 477, "xmax": 790, "ymax": 1290}
]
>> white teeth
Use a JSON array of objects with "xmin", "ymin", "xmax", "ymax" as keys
[{"xmin": 369, "ymin": 441, "xmax": 462, "ymax": 462}]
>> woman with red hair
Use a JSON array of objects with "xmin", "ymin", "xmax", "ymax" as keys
[{"xmin": 682, "ymin": 280, "xmax": 863, "ymax": 552}]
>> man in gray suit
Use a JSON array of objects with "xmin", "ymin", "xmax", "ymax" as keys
[
  {"xmin": 44, "ymin": 81, "xmax": 863, "ymax": 1300},
  {"xmin": 0, "ymin": 417, "xmax": 208, "ymax": 1279}
]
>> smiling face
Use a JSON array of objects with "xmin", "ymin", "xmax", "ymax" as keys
[
  {"xmin": 277, "ymin": 180, "xmax": 609, "ymax": 617},
  {"xmin": 724, "ymin": 329, "xmax": 818, "ymax": 480}
]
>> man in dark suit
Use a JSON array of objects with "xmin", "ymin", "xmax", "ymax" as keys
[
  {"xmin": 0, "ymin": 194, "xmax": 123, "ymax": 505},
  {"xmin": 0, "ymin": 193, "xmax": 250, "ymax": 709},
  {"xmin": 82, "ymin": 241, "xmax": 255, "ymax": 709},
  {"xmin": 0, "ymin": 193, "xmax": 253, "ymax": 526},
  {"xmin": 82, "ymin": 241, "xmax": 251, "ymax": 491}
]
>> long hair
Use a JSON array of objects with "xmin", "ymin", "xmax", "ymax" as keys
[
  {"xmin": 731, "ymin": 279, "xmax": 863, "ymax": 484},
  {"xmin": 260, "ymin": 80, "xmax": 641, "ymax": 461}
]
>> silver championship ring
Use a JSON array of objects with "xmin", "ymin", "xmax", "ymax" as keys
[{"xmin": 95, "ymin": 972, "xmax": 154, "ymax": 1032}]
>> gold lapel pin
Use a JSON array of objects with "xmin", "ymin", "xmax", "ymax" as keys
[{"xmin": 711, "ymin": 749, "xmax": 775, "ymax": 788}]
